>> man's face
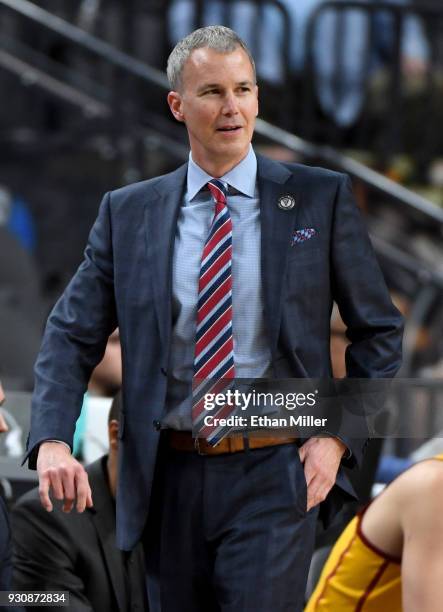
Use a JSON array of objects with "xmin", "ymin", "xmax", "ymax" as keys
[{"xmin": 168, "ymin": 46, "xmax": 258, "ymax": 173}]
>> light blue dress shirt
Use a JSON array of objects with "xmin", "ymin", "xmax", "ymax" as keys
[{"xmin": 163, "ymin": 146, "xmax": 272, "ymax": 430}]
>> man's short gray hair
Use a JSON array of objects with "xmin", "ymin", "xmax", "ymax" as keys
[{"xmin": 167, "ymin": 25, "xmax": 256, "ymax": 91}]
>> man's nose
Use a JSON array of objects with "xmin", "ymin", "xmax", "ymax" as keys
[{"xmin": 222, "ymin": 92, "xmax": 239, "ymax": 115}]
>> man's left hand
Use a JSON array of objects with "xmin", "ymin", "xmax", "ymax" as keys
[{"xmin": 298, "ymin": 437, "xmax": 347, "ymax": 512}]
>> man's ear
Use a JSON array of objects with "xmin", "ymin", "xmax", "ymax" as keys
[
  {"xmin": 255, "ymin": 84, "xmax": 259, "ymax": 117},
  {"xmin": 167, "ymin": 91, "xmax": 185, "ymax": 123}
]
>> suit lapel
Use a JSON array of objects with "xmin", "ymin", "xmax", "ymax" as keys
[
  {"xmin": 87, "ymin": 459, "xmax": 127, "ymax": 612},
  {"xmin": 257, "ymin": 155, "xmax": 301, "ymax": 354},
  {"xmin": 144, "ymin": 163, "xmax": 187, "ymax": 350}
]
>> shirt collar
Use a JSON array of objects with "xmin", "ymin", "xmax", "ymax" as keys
[{"xmin": 187, "ymin": 145, "xmax": 257, "ymax": 201}]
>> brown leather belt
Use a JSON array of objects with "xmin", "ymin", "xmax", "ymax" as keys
[{"xmin": 168, "ymin": 431, "xmax": 298, "ymax": 456}]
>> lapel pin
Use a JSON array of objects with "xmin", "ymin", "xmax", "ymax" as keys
[{"xmin": 277, "ymin": 195, "xmax": 295, "ymax": 211}]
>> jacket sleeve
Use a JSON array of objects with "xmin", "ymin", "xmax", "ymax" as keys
[
  {"xmin": 25, "ymin": 192, "xmax": 117, "ymax": 468},
  {"xmin": 330, "ymin": 174, "xmax": 404, "ymax": 466}
]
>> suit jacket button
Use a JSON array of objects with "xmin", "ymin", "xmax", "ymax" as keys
[{"xmin": 152, "ymin": 420, "xmax": 161, "ymax": 431}]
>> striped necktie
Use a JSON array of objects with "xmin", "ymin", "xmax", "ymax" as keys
[{"xmin": 192, "ymin": 179, "xmax": 235, "ymax": 444}]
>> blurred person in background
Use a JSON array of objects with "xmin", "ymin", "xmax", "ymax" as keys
[
  {"xmin": 0, "ymin": 381, "xmax": 12, "ymax": 590},
  {"xmin": 305, "ymin": 454, "xmax": 443, "ymax": 612},
  {"xmin": 12, "ymin": 393, "xmax": 147, "ymax": 612},
  {"xmin": 0, "ymin": 185, "xmax": 36, "ymax": 254},
  {"xmin": 73, "ymin": 328, "xmax": 122, "ymax": 460},
  {"xmin": 87, "ymin": 328, "xmax": 122, "ymax": 397},
  {"xmin": 0, "ymin": 226, "xmax": 44, "ymax": 390}
]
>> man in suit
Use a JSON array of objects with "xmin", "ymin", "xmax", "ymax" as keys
[
  {"xmin": 25, "ymin": 26, "xmax": 403, "ymax": 612},
  {"xmin": 13, "ymin": 395, "xmax": 147, "ymax": 612},
  {"xmin": 0, "ymin": 381, "xmax": 12, "ymax": 591}
]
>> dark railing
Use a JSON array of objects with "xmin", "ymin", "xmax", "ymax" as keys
[
  {"xmin": 0, "ymin": 0, "xmax": 168, "ymax": 87},
  {"xmin": 371, "ymin": 236, "xmax": 443, "ymax": 377},
  {"xmin": 0, "ymin": 0, "xmax": 191, "ymax": 165}
]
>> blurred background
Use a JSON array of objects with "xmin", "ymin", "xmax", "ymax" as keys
[{"xmin": 0, "ymin": 0, "xmax": 442, "ymax": 509}]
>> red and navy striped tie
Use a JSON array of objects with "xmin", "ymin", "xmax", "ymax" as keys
[{"xmin": 192, "ymin": 179, "xmax": 235, "ymax": 445}]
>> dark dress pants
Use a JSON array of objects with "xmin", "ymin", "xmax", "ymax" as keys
[{"xmin": 144, "ymin": 439, "xmax": 318, "ymax": 612}]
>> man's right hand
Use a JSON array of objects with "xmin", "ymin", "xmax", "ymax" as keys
[{"xmin": 37, "ymin": 442, "xmax": 93, "ymax": 513}]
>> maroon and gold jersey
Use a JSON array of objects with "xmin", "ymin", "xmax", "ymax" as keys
[{"xmin": 305, "ymin": 454, "xmax": 443, "ymax": 611}]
